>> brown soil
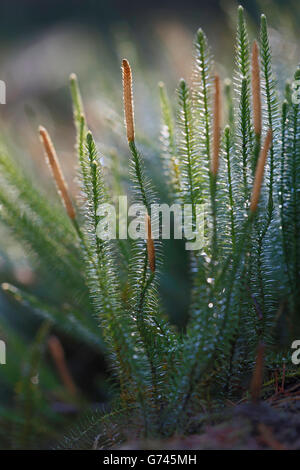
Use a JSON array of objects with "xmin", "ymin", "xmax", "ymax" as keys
[{"xmin": 119, "ymin": 384, "xmax": 300, "ymax": 450}]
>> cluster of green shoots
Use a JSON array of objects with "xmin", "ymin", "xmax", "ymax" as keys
[{"xmin": 0, "ymin": 5, "xmax": 299, "ymax": 448}]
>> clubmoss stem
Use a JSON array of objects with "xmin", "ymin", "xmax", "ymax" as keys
[
  {"xmin": 48, "ymin": 335, "xmax": 78, "ymax": 397},
  {"xmin": 39, "ymin": 126, "xmax": 76, "ymax": 220},
  {"xmin": 250, "ymin": 129, "xmax": 272, "ymax": 213},
  {"xmin": 69, "ymin": 73, "xmax": 86, "ymax": 124},
  {"xmin": 251, "ymin": 41, "xmax": 262, "ymax": 137},
  {"xmin": 250, "ymin": 341, "xmax": 265, "ymax": 403},
  {"xmin": 122, "ymin": 59, "xmax": 135, "ymax": 143},
  {"xmin": 145, "ymin": 213, "xmax": 155, "ymax": 273},
  {"xmin": 211, "ymin": 74, "xmax": 221, "ymax": 176}
]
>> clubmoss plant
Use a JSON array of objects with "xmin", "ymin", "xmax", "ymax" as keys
[{"xmin": 0, "ymin": 6, "xmax": 299, "ymax": 449}]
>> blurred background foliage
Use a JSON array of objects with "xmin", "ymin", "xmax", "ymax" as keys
[{"xmin": 0, "ymin": 0, "xmax": 299, "ymax": 448}]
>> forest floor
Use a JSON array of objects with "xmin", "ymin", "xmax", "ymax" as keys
[{"xmin": 118, "ymin": 381, "xmax": 300, "ymax": 450}]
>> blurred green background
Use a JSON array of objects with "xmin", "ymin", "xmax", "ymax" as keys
[{"xmin": 0, "ymin": 0, "xmax": 298, "ymax": 448}]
